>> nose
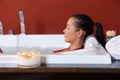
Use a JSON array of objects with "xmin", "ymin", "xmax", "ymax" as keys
[{"xmin": 63, "ymin": 28, "xmax": 66, "ymax": 33}]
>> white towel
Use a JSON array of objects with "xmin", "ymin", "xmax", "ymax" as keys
[{"xmin": 106, "ymin": 35, "xmax": 120, "ymax": 60}]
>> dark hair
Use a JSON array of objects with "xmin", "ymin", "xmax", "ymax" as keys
[
  {"xmin": 71, "ymin": 14, "xmax": 106, "ymax": 47},
  {"xmin": 94, "ymin": 22, "xmax": 106, "ymax": 47}
]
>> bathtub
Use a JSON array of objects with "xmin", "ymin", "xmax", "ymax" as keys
[{"xmin": 0, "ymin": 34, "xmax": 111, "ymax": 65}]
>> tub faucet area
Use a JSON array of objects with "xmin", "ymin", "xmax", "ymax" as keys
[
  {"xmin": 0, "ymin": 21, "xmax": 3, "ymax": 35},
  {"xmin": 19, "ymin": 11, "xmax": 26, "ymax": 34},
  {"xmin": 0, "ymin": 11, "xmax": 26, "ymax": 35}
]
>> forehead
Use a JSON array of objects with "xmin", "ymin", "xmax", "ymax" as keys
[{"xmin": 67, "ymin": 17, "xmax": 78, "ymax": 25}]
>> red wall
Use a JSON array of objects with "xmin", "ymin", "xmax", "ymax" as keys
[{"xmin": 0, "ymin": 0, "xmax": 120, "ymax": 35}]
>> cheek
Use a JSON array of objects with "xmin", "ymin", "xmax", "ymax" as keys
[{"xmin": 65, "ymin": 31, "xmax": 77, "ymax": 42}]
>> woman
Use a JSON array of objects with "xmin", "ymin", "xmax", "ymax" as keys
[{"xmin": 54, "ymin": 14, "xmax": 106, "ymax": 54}]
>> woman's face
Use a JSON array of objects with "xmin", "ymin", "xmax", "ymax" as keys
[{"xmin": 63, "ymin": 17, "xmax": 79, "ymax": 43}]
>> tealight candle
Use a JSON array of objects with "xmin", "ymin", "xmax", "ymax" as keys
[
  {"xmin": 106, "ymin": 30, "xmax": 116, "ymax": 41},
  {"xmin": 106, "ymin": 30, "xmax": 116, "ymax": 37},
  {"xmin": 17, "ymin": 49, "xmax": 40, "ymax": 68}
]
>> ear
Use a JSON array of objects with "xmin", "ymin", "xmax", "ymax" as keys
[{"xmin": 77, "ymin": 30, "xmax": 84, "ymax": 38}]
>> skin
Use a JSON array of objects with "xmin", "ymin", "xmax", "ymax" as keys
[
  {"xmin": 0, "ymin": 48, "xmax": 3, "ymax": 53},
  {"xmin": 63, "ymin": 17, "xmax": 85, "ymax": 51}
]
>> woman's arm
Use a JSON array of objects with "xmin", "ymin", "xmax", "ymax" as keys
[{"xmin": 0, "ymin": 48, "xmax": 3, "ymax": 53}]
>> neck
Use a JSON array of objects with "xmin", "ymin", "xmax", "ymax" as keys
[{"xmin": 69, "ymin": 40, "xmax": 84, "ymax": 51}]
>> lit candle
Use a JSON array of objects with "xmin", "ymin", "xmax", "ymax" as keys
[
  {"xmin": 17, "ymin": 49, "xmax": 40, "ymax": 68},
  {"xmin": 106, "ymin": 30, "xmax": 116, "ymax": 37}
]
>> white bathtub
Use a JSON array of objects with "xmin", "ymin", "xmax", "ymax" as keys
[{"xmin": 0, "ymin": 34, "xmax": 111, "ymax": 66}]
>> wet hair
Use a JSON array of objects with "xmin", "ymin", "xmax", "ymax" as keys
[{"xmin": 71, "ymin": 14, "xmax": 106, "ymax": 47}]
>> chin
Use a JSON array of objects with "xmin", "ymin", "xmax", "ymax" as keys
[
  {"xmin": 64, "ymin": 39, "xmax": 70, "ymax": 43},
  {"xmin": 64, "ymin": 37, "xmax": 70, "ymax": 43},
  {"xmin": 64, "ymin": 39, "xmax": 68, "ymax": 42}
]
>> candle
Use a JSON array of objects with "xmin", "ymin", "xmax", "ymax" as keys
[
  {"xmin": 106, "ymin": 30, "xmax": 116, "ymax": 37},
  {"xmin": 17, "ymin": 49, "xmax": 40, "ymax": 68}
]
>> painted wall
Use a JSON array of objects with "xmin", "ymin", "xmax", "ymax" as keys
[{"xmin": 0, "ymin": 0, "xmax": 120, "ymax": 35}]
